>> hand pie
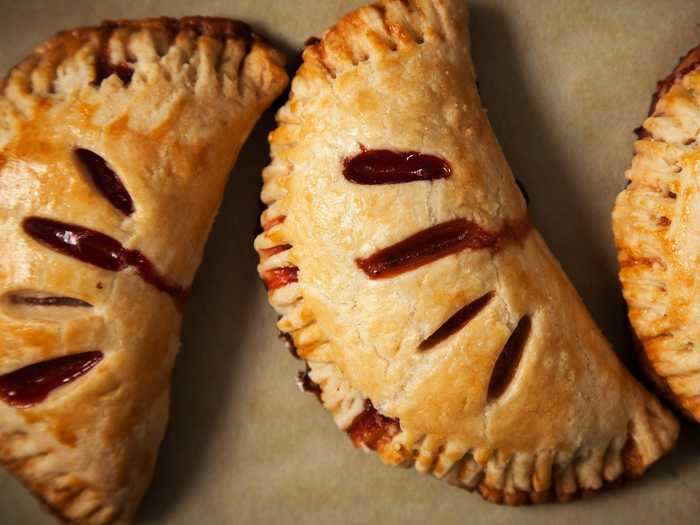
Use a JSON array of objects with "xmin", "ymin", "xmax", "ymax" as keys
[
  {"xmin": 0, "ymin": 17, "xmax": 287, "ymax": 524},
  {"xmin": 613, "ymin": 45, "xmax": 700, "ymax": 421},
  {"xmin": 256, "ymin": 0, "xmax": 678, "ymax": 504}
]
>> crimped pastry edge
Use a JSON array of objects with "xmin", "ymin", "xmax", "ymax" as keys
[
  {"xmin": 613, "ymin": 44, "xmax": 700, "ymax": 421},
  {"xmin": 0, "ymin": 15, "xmax": 288, "ymax": 525},
  {"xmin": 257, "ymin": 0, "xmax": 679, "ymax": 505}
]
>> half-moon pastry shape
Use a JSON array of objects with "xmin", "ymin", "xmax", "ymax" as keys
[
  {"xmin": 0, "ymin": 16, "xmax": 287, "ymax": 524},
  {"xmin": 256, "ymin": 0, "xmax": 678, "ymax": 505},
  {"xmin": 613, "ymin": 44, "xmax": 700, "ymax": 421}
]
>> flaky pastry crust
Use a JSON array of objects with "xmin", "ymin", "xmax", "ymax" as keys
[
  {"xmin": 613, "ymin": 45, "xmax": 700, "ymax": 421},
  {"xmin": 0, "ymin": 16, "xmax": 287, "ymax": 524},
  {"xmin": 256, "ymin": 0, "xmax": 678, "ymax": 505}
]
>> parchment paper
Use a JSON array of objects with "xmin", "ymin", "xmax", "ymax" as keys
[{"xmin": 1, "ymin": 1, "xmax": 699, "ymax": 524}]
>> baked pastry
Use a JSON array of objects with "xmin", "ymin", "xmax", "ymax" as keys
[
  {"xmin": 0, "ymin": 17, "xmax": 287, "ymax": 524},
  {"xmin": 613, "ymin": 45, "xmax": 700, "ymax": 421},
  {"xmin": 256, "ymin": 0, "xmax": 679, "ymax": 505}
]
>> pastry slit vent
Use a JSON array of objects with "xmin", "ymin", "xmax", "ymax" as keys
[
  {"xmin": 0, "ymin": 351, "xmax": 103, "ymax": 408},
  {"xmin": 356, "ymin": 217, "xmax": 532, "ymax": 279},
  {"xmin": 75, "ymin": 148, "xmax": 134, "ymax": 216},
  {"xmin": 22, "ymin": 217, "xmax": 187, "ymax": 301},
  {"xmin": 419, "ymin": 292, "xmax": 495, "ymax": 351},
  {"xmin": 343, "ymin": 149, "xmax": 452, "ymax": 184},
  {"xmin": 2, "ymin": 292, "xmax": 93, "ymax": 321},
  {"xmin": 487, "ymin": 316, "xmax": 531, "ymax": 401},
  {"xmin": 7, "ymin": 293, "xmax": 92, "ymax": 308}
]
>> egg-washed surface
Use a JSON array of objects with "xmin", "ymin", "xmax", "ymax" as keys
[
  {"xmin": 0, "ymin": 15, "xmax": 287, "ymax": 525},
  {"xmin": 256, "ymin": 0, "xmax": 678, "ymax": 507},
  {"xmin": 613, "ymin": 45, "xmax": 700, "ymax": 421},
  {"xmin": 3, "ymin": 1, "xmax": 700, "ymax": 525}
]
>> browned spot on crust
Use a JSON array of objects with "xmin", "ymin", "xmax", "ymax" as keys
[
  {"xmin": 469, "ymin": 474, "xmax": 628, "ymax": 506},
  {"xmin": 619, "ymin": 255, "xmax": 665, "ymax": 269},
  {"xmin": 639, "ymin": 332, "xmax": 673, "ymax": 344},
  {"xmin": 657, "ymin": 216, "xmax": 671, "ymax": 227}
]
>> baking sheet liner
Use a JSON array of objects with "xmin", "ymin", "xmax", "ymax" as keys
[{"xmin": 1, "ymin": 1, "xmax": 699, "ymax": 524}]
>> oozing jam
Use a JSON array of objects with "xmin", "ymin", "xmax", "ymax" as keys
[
  {"xmin": 0, "ymin": 351, "xmax": 103, "ymax": 408},
  {"xmin": 262, "ymin": 215, "xmax": 286, "ymax": 232},
  {"xmin": 347, "ymin": 400, "xmax": 400, "ymax": 451},
  {"xmin": 356, "ymin": 217, "xmax": 531, "ymax": 279},
  {"xmin": 22, "ymin": 218, "xmax": 186, "ymax": 300},
  {"xmin": 75, "ymin": 148, "xmax": 134, "ymax": 215},
  {"xmin": 343, "ymin": 150, "xmax": 452, "ymax": 185},
  {"xmin": 10, "ymin": 295, "xmax": 91, "ymax": 308},
  {"xmin": 262, "ymin": 267, "xmax": 299, "ymax": 290},
  {"xmin": 279, "ymin": 332, "xmax": 300, "ymax": 359},
  {"xmin": 419, "ymin": 292, "xmax": 495, "ymax": 351},
  {"xmin": 297, "ymin": 369, "xmax": 322, "ymax": 399},
  {"xmin": 94, "ymin": 58, "xmax": 133, "ymax": 86}
]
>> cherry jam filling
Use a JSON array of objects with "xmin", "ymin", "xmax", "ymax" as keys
[
  {"xmin": 263, "ymin": 267, "xmax": 299, "ymax": 291},
  {"xmin": 0, "ymin": 351, "xmax": 103, "ymax": 408},
  {"xmin": 357, "ymin": 217, "xmax": 531, "ymax": 279},
  {"xmin": 420, "ymin": 292, "xmax": 494, "ymax": 351},
  {"xmin": 75, "ymin": 148, "xmax": 134, "ymax": 215},
  {"xmin": 343, "ymin": 149, "xmax": 451, "ymax": 185},
  {"xmin": 347, "ymin": 400, "xmax": 400, "ymax": 451},
  {"xmin": 22, "ymin": 217, "xmax": 186, "ymax": 300},
  {"xmin": 487, "ymin": 316, "xmax": 531, "ymax": 401},
  {"xmin": 297, "ymin": 369, "xmax": 322, "ymax": 399}
]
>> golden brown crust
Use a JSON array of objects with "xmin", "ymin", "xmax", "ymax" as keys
[
  {"xmin": 613, "ymin": 43, "xmax": 700, "ymax": 422},
  {"xmin": 0, "ymin": 16, "xmax": 288, "ymax": 525},
  {"xmin": 257, "ymin": 0, "xmax": 678, "ymax": 505}
]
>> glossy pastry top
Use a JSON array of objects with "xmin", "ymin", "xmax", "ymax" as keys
[
  {"xmin": 257, "ymin": 0, "xmax": 677, "ymax": 505},
  {"xmin": 0, "ymin": 16, "xmax": 287, "ymax": 525},
  {"xmin": 614, "ymin": 44, "xmax": 700, "ymax": 421}
]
